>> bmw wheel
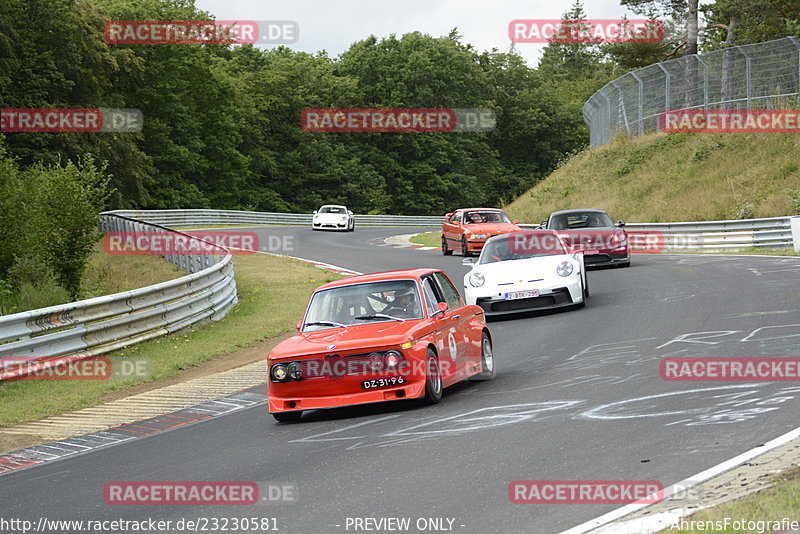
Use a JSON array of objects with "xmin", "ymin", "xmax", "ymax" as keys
[
  {"xmin": 461, "ymin": 236, "xmax": 471, "ymax": 257},
  {"xmin": 442, "ymin": 235, "xmax": 453, "ymax": 255},
  {"xmin": 469, "ymin": 332, "xmax": 495, "ymax": 381},
  {"xmin": 422, "ymin": 349, "xmax": 443, "ymax": 404}
]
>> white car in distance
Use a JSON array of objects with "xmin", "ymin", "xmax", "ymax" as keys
[
  {"xmin": 462, "ymin": 230, "xmax": 587, "ymax": 317},
  {"xmin": 312, "ymin": 205, "xmax": 355, "ymax": 231}
]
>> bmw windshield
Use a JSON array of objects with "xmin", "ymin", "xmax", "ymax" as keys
[{"xmin": 303, "ymin": 280, "xmax": 423, "ymax": 331}]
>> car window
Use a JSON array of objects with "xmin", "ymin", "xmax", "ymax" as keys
[
  {"xmin": 421, "ymin": 277, "xmax": 440, "ymax": 316},
  {"xmin": 319, "ymin": 206, "xmax": 345, "ymax": 214},
  {"xmin": 433, "ymin": 272, "xmax": 463, "ymax": 309},
  {"xmin": 481, "ymin": 233, "xmax": 566, "ymax": 264},
  {"xmin": 303, "ymin": 280, "xmax": 422, "ymax": 330},
  {"xmin": 465, "ymin": 211, "xmax": 510, "ymax": 224},
  {"xmin": 551, "ymin": 212, "xmax": 613, "ymax": 229}
]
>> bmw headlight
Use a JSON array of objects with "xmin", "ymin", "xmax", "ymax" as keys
[
  {"xmin": 472, "ymin": 234, "xmax": 488, "ymax": 239},
  {"xmin": 557, "ymin": 261, "xmax": 574, "ymax": 277},
  {"xmin": 468, "ymin": 271, "xmax": 485, "ymax": 287},
  {"xmin": 271, "ymin": 363, "xmax": 288, "ymax": 381},
  {"xmin": 287, "ymin": 362, "xmax": 302, "ymax": 380}
]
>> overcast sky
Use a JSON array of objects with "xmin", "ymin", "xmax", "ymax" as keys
[{"xmin": 195, "ymin": 0, "xmax": 639, "ymax": 67}]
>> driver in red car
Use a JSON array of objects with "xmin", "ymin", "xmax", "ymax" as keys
[{"xmin": 383, "ymin": 287, "xmax": 420, "ymax": 318}]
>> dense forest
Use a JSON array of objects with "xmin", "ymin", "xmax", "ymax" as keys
[
  {"xmin": 1, "ymin": 0, "xmax": 798, "ymax": 307},
  {"xmin": 2, "ymin": 0, "xmax": 797, "ymax": 215}
]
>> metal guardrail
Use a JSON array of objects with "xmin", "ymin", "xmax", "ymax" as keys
[
  {"xmin": 104, "ymin": 209, "xmax": 444, "ymax": 228},
  {"xmin": 584, "ymin": 36, "xmax": 800, "ymax": 147},
  {"xmin": 520, "ymin": 216, "xmax": 796, "ymax": 250},
  {"xmin": 0, "ymin": 214, "xmax": 238, "ymax": 380}
]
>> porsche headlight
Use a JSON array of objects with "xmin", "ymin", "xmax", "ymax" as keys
[
  {"xmin": 339, "ymin": 216, "xmax": 347, "ymax": 222},
  {"xmin": 557, "ymin": 261, "xmax": 574, "ymax": 277},
  {"xmin": 468, "ymin": 271, "xmax": 485, "ymax": 287}
]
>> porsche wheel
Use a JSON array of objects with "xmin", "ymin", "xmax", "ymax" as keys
[
  {"xmin": 272, "ymin": 411, "xmax": 303, "ymax": 423},
  {"xmin": 583, "ymin": 274, "xmax": 589, "ymax": 298},
  {"xmin": 442, "ymin": 235, "xmax": 453, "ymax": 255},
  {"xmin": 349, "ymin": 220, "xmax": 355, "ymax": 232},
  {"xmin": 461, "ymin": 237, "xmax": 471, "ymax": 257},
  {"xmin": 422, "ymin": 349, "xmax": 442, "ymax": 404},
  {"xmin": 469, "ymin": 332, "xmax": 495, "ymax": 381}
]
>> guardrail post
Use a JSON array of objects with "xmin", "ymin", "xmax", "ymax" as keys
[{"xmin": 791, "ymin": 216, "xmax": 800, "ymax": 252}]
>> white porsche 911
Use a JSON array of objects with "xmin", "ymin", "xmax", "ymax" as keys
[
  {"xmin": 312, "ymin": 205, "xmax": 355, "ymax": 231},
  {"xmin": 462, "ymin": 230, "xmax": 587, "ymax": 317}
]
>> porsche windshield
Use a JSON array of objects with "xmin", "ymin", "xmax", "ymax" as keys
[
  {"xmin": 464, "ymin": 211, "xmax": 511, "ymax": 224},
  {"xmin": 319, "ymin": 206, "xmax": 345, "ymax": 213},
  {"xmin": 550, "ymin": 212, "xmax": 613, "ymax": 229},
  {"xmin": 303, "ymin": 280, "xmax": 423, "ymax": 330},
  {"xmin": 481, "ymin": 233, "xmax": 566, "ymax": 264}
]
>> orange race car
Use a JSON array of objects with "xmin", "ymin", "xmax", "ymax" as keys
[
  {"xmin": 441, "ymin": 208, "xmax": 521, "ymax": 256},
  {"xmin": 267, "ymin": 268, "xmax": 495, "ymax": 422}
]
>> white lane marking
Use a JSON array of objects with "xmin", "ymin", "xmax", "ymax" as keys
[
  {"xmin": 288, "ymin": 415, "xmax": 402, "ymax": 444},
  {"xmin": 557, "ymin": 422, "xmax": 800, "ymax": 534},
  {"xmin": 580, "ymin": 384, "xmax": 763, "ymax": 421}
]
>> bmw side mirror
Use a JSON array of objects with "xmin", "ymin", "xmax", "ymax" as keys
[
  {"xmin": 540, "ymin": 221, "xmax": 547, "ymax": 228},
  {"xmin": 512, "ymin": 219, "xmax": 519, "ymax": 224},
  {"xmin": 462, "ymin": 258, "xmax": 475, "ymax": 266},
  {"xmin": 437, "ymin": 302, "xmax": 449, "ymax": 315},
  {"xmin": 617, "ymin": 221, "xmax": 626, "ymax": 227},
  {"xmin": 296, "ymin": 320, "xmax": 302, "ymax": 330}
]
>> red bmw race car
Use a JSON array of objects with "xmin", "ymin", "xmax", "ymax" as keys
[
  {"xmin": 441, "ymin": 208, "xmax": 521, "ymax": 257},
  {"xmin": 542, "ymin": 209, "xmax": 630, "ymax": 268},
  {"xmin": 267, "ymin": 268, "xmax": 495, "ymax": 422}
]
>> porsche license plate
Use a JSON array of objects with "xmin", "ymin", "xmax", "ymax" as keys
[
  {"xmin": 505, "ymin": 290, "xmax": 539, "ymax": 300},
  {"xmin": 361, "ymin": 376, "xmax": 405, "ymax": 390}
]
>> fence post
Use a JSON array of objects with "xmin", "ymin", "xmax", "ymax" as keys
[
  {"xmin": 611, "ymin": 81, "xmax": 630, "ymax": 135},
  {"xmin": 789, "ymin": 36, "xmax": 800, "ymax": 86},
  {"xmin": 632, "ymin": 72, "xmax": 644, "ymax": 135},
  {"xmin": 791, "ymin": 216, "xmax": 800, "ymax": 253},
  {"xmin": 740, "ymin": 47, "xmax": 752, "ymax": 108},
  {"xmin": 657, "ymin": 63, "xmax": 670, "ymax": 111},
  {"xmin": 696, "ymin": 56, "xmax": 709, "ymax": 109}
]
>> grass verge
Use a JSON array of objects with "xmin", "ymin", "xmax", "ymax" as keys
[
  {"xmin": 657, "ymin": 466, "xmax": 800, "ymax": 533},
  {"xmin": 505, "ymin": 132, "xmax": 800, "ymax": 224},
  {"xmin": 0, "ymin": 253, "xmax": 341, "ymax": 427},
  {"xmin": 409, "ymin": 231, "xmax": 441, "ymax": 247}
]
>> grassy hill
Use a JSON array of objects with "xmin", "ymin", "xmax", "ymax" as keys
[{"xmin": 504, "ymin": 132, "xmax": 800, "ymax": 224}]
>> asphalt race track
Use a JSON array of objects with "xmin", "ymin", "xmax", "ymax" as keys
[{"xmin": 3, "ymin": 226, "xmax": 800, "ymax": 534}]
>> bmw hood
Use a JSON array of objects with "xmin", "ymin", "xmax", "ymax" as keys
[{"xmin": 270, "ymin": 321, "xmax": 421, "ymax": 360}]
